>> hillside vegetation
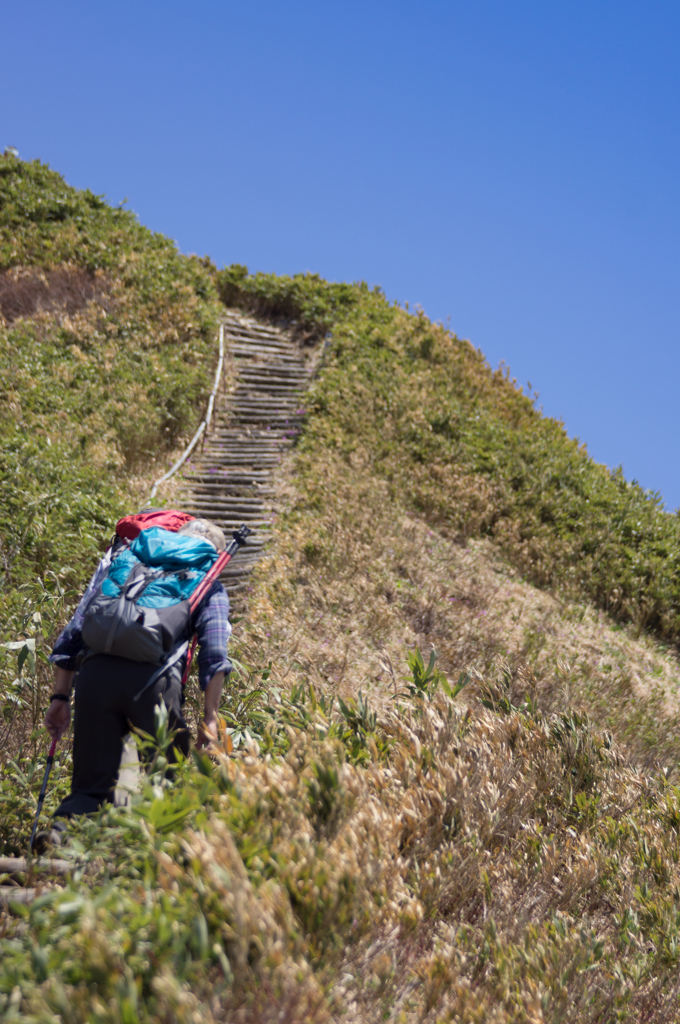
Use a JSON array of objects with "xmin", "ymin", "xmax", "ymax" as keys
[
  {"xmin": 0, "ymin": 153, "xmax": 222, "ymax": 662},
  {"xmin": 221, "ymin": 265, "xmax": 680, "ymax": 643},
  {"xmin": 3, "ymin": 162, "xmax": 680, "ymax": 1022},
  {"xmin": 222, "ymin": 268, "xmax": 680, "ymax": 766}
]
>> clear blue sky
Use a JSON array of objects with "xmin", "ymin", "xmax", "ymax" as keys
[{"xmin": 3, "ymin": 2, "xmax": 679, "ymax": 507}]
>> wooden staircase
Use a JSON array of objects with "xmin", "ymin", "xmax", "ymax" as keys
[{"xmin": 179, "ymin": 310, "xmax": 312, "ymax": 602}]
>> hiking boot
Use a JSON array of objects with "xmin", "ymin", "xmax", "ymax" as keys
[{"xmin": 31, "ymin": 823, "xmax": 67, "ymax": 855}]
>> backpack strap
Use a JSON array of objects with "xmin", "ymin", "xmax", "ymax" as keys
[
  {"xmin": 104, "ymin": 592, "xmax": 126, "ymax": 655},
  {"xmin": 132, "ymin": 641, "xmax": 190, "ymax": 703},
  {"xmin": 181, "ymin": 636, "xmax": 198, "ymax": 687},
  {"xmin": 123, "ymin": 563, "xmax": 163, "ymax": 601},
  {"xmin": 102, "ymin": 562, "xmax": 164, "ymax": 655}
]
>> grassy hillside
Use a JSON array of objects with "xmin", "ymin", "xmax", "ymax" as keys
[
  {"xmin": 221, "ymin": 268, "xmax": 680, "ymax": 767},
  {"xmin": 221, "ymin": 266, "xmax": 680, "ymax": 643},
  {"xmin": 4, "ymin": 690, "xmax": 680, "ymax": 1023},
  {"xmin": 3, "ymin": 168, "xmax": 680, "ymax": 1021},
  {"xmin": 0, "ymin": 154, "xmax": 223, "ymax": 747}
]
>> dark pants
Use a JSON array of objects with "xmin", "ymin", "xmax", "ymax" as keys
[{"xmin": 54, "ymin": 654, "xmax": 189, "ymax": 818}]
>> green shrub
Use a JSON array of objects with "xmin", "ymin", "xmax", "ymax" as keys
[
  {"xmin": 218, "ymin": 264, "xmax": 362, "ymax": 341},
  {"xmin": 0, "ymin": 155, "xmax": 221, "ymax": 688}
]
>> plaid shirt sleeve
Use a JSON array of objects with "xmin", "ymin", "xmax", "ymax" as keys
[{"xmin": 193, "ymin": 582, "xmax": 232, "ymax": 690}]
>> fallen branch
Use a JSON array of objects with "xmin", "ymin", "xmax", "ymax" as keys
[
  {"xmin": 0, "ymin": 857, "xmax": 76, "ymax": 876},
  {"xmin": 0, "ymin": 885, "xmax": 61, "ymax": 909}
]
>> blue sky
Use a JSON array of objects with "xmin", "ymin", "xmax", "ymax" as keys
[{"xmin": 3, "ymin": 2, "xmax": 679, "ymax": 507}]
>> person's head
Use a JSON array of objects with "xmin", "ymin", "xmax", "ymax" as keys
[{"xmin": 178, "ymin": 518, "xmax": 226, "ymax": 551}]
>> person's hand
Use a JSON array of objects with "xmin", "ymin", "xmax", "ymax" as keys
[
  {"xmin": 197, "ymin": 671, "xmax": 225, "ymax": 750},
  {"xmin": 45, "ymin": 698, "xmax": 71, "ymax": 741},
  {"xmin": 196, "ymin": 715, "xmax": 218, "ymax": 750}
]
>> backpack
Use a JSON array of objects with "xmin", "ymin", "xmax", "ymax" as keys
[{"xmin": 80, "ymin": 512, "xmax": 250, "ymax": 693}]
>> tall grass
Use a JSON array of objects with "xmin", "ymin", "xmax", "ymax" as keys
[{"xmin": 3, "ymin": 678, "xmax": 680, "ymax": 1021}]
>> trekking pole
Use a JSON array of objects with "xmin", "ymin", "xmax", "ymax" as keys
[
  {"xmin": 180, "ymin": 525, "xmax": 252, "ymax": 686},
  {"xmin": 188, "ymin": 524, "xmax": 253, "ymax": 613},
  {"xmin": 135, "ymin": 528, "xmax": 254, "ymax": 705},
  {"xmin": 29, "ymin": 737, "xmax": 58, "ymax": 854}
]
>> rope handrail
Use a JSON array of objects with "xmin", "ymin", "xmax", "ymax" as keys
[{"xmin": 147, "ymin": 323, "xmax": 225, "ymax": 503}]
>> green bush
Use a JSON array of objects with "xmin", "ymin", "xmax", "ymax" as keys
[
  {"xmin": 0, "ymin": 155, "xmax": 221, "ymax": 664},
  {"xmin": 218, "ymin": 264, "xmax": 362, "ymax": 341}
]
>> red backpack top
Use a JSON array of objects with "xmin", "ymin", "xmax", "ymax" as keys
[{"xmin": 115, "ymin": 510, "xmax": 195, "ymax": 541}]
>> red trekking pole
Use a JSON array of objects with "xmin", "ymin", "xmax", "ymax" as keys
[
  {"xmin": 181, "ymin": 524, "xmax": 252, "ymax": 686},
  {"xmin": 29, "ymin": 736, "xmax": 58, "ymax": 853},
  {"xmin": 188, "ymin": 524, "xmax": 252, "ymax": 614}
]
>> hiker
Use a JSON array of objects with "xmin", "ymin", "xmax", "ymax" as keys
[{"xmin": 36, "ymin": 515, "xmax": 233, "ymax": 849}]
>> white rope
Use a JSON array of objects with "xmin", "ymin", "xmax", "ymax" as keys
[{"xmin": 147, "ymin": 323, "xmax": 225, "ymax": 503}]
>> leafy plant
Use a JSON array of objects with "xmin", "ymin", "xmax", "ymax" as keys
[{"xmin": 401, "ymin": 647, "xmax": 470, "ymax": 703}]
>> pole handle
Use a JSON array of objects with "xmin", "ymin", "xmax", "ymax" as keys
[
  {"xmin": 188, "ymin": 524, "xmax": 252, "ymax": 612},
  {"xmin": 29, "ymin": 737, "xmax": 59, "ymax": 853}
]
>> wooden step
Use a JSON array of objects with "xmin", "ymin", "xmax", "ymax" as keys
[
  {"xmin": 238, "ymin": 367, "xmax": 309, "ymax": 379},
  {"xmin": 230, "ymin": 346, "xmax": 301, "ymax": 361},
  {"xmin": 178, "ymin": 313, "xmax": 312, "ymax": 602}
]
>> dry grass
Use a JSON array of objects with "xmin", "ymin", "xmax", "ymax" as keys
[
  {"xmin": 234, "ymin": 447, "xmax": 680, "ymax": 770},
  {"xmin": 0, "ymin": 264, "xmax": 112, "ymax": 325},
  {"xmin": 5, "ymin": 682, "xmax": 680, "ymax": 1022}
]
